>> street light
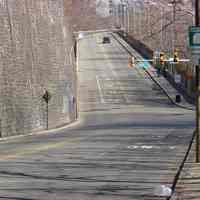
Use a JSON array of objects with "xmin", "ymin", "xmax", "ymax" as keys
[
  {"xmin": 115, "ymin": 0, "xmax": 145, "ymax": 38},
  {"xmin": 125, "ymin": 0, "xmax": 130, "ymax": 33},
  {"xmin": 119, "ymin": 0, "xmax": 130, "ymax": 34},
  {"xmin": 168, "ymin": 1, "xmax": 179, "ymax": 54},
  {"xmin": 134, "ymin": 1, "xmax": 145, "ymax": 40}
]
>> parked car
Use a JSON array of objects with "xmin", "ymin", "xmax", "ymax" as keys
[{"xmin": 102, "ymin": 36, "xmax": 110, "ymax": 44}]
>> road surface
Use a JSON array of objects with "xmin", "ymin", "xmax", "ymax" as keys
[{"xmin": 0, "ymin": 33, "xmax": 195, "ymax": 200}]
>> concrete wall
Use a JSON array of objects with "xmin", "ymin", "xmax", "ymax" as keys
[{"xmin": 0, "ymin": 0, "xmax": 76, "ymax": 137}]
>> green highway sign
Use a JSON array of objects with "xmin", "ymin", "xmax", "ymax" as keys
[{"xmin": 189, "ymin": 26, "xmax": 200, "ymax": 49}]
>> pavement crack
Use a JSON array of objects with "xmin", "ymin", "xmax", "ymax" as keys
[{"xmin": 0, "ymin": 197, "xmax": 37, "ymax": 200}]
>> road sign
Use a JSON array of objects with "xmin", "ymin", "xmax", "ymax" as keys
[
  {"xmin": 43, "ymin": 90, "xmax": 51, "ymax": 103},
  {"xmin": 189, "ymin": 26, "xmax": 200, "ymax": 49},
  {"xmin": 189, "ymin": 26, "xmax": 200, "ymax": 65}
]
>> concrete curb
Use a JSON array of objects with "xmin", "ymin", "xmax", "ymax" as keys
[
  {"xmin": 144, "ymin": 68, "xmax": 195, "ymax": 111},
  {"xmin": 0, "ymin": 119, "xmax": 81, "ymax": 142},
  {"xmin": 167, "ymin": 130, "xmax": 196, "ymax": 200}
]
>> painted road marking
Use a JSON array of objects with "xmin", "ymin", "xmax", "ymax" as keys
[
  {"xmin": 96, "ymin": 75, "xmax": 105, "ymax": 104},
  {"xmin": 99, "ymin": 41, "xmax": 130, "ymax": 103}
]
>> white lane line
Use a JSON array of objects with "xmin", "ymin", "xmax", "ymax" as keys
[
  {"xmin": 96, "ymin": 75, "xmax": 105, "ymax": 104},
  {"xmin": 99, "ymin": 43, "xmax": 130, "ymax": 103}
]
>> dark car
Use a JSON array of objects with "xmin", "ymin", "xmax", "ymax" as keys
[{"xmin": 102, "ymin": 37, "xmax": 110, "ymax": 44}]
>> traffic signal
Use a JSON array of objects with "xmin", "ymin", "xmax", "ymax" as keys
[
  {"xmin": 160, "ymin": 52, "xmax": 165, "ymax": 65},
  {"xmin": 173, "ymin": 49, "xmax": 179, "ymax": 63}
]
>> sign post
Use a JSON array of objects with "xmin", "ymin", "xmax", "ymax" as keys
[{"xmin": 43, "ymin": 90, "xmax": 51, "ymax": 130}]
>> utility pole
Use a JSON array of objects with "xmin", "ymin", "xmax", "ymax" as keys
[
  {"xmin": 147, "ymin": 3, "xmax": 151, "ymax": 47},
  {"xmin": 124, "ymin": 4, "xmax": 127, "ymax": 33},
  {"xmin": 169, "ymin": 0, "xmax": 177, "ymax": 76},
  {"xmin": 172, "ymin": 0, "xmax": 176, "ymax": 52},
  {"xmin": 137, "ymin": 3, "xmax": 141, "ymax": 40},
  {"xmin": 160, "ymin": 7, "xmax": 164, "ymax": 52},
  {"xmin": 117, "ymin": 4, "xmax": 120, "ymax": 28},
  {"xmin": 195, "ymin": 0, "xmax": 200, "ymax": 163},
  {"xmin": 133, "ymin": 4, "xmax": 136, "ymax": 36},
  {"xmin": 121, "ymin": 4, "xmax": 123, "ymax": 29},
  {"xmin": 130, "ymin": 6, "xmax": 133, "ymax": 34},
  {"xmin": 127, "ymin": 5, "xmax": 130, "ymax": 33}
]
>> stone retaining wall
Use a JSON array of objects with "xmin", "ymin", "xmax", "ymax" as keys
[{"xmin": 0, "ymin": 0, "xmax": 76, "ymax": 137}]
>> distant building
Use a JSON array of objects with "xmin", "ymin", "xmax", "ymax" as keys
[{"xmin": 72, "ymin": 0, "xmax": 113, "ymax": 31}]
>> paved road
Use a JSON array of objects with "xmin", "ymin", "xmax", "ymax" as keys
[{"xmin": 0, "ymin": 33, "xmax": 195, "ymax": 200}]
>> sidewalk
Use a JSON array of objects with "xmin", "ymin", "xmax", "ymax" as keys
[
  {"xmin": 171, "ymin": 144, "xmax": 200, "ymax": 200},
  {"xmin": 144, "ymin": 67, "xmax": 194, "ymax": 111}
]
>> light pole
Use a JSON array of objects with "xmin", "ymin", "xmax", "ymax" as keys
[
  {"xmin": 121, "ymin": 4, "xmax": 125, "ymax": 30},
  {"xmin": 132, "ymin": 4, "xmax": 136, "ymax": 36},
  {"xmin": 170, "ymin": 1, "xmax": 176, "ymax": 52},
  {"xmin": 160, "ymin": 7, "xmax": 165, "ymax": 51},
  {"xmin": 126, "ymin": 3, "xmax": 130, "ymax": 33},
  {"xmin": 117, "ymin": 3, "xmax": 122, "ymax": 29},
  {"xmin": 115, "ymin": 4, "xmax": 120, "ymax": 28},
  {"xmin": 120, "ymin": 0, "xmax": 129, "ymax": 35},
  {"xmin": 121, "ymin": 0, "xmax": 144, "ymax": 39},
  {"xmin": 135, "ymin": 1, "xmax": 144, "ymax": 40},
  {"xmin": 167, "ymin": 0, "xmax": 181, "ymax": 79},
  {"xmin": 117, "ymin": 4, "xmax": 121, "ymax": 28},
  {"xmin": 146, "ymin": 2, "xmax": 151, "ymax": 47}
]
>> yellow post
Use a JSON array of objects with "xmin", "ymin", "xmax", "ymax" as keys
[
  {"xmin": 173, "ymin": 49, "xmax": 179, "ymax": 63},
  {"xmin": 128, "ymin": 57, "xmax": 133, "ymax": 67},
  {"xmin": 160, "ymin": 52, "xmax": 165, "ymax": 65}
]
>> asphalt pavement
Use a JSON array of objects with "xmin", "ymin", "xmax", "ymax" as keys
[{"xmin": 0, "ymin": 33, "xmax": 195, "ymax": 200}]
